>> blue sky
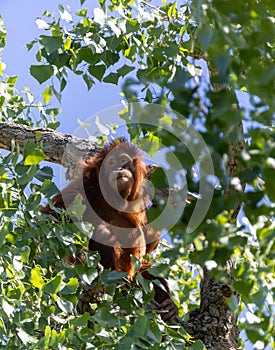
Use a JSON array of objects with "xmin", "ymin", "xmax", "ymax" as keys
[{"xmin": 1, "ymin": 0, "xmax": 122, "ymax": 136}]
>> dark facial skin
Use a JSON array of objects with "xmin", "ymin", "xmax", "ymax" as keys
[{"xmin": 105, "ymin": 152, "xmax": 135, "ymax": 198}]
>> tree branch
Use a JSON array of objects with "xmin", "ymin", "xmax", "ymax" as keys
[
  {"xmin": 187, "ymin": 268, "xmax": 240, "ymax": 349},
  {"xmin": 0, "ymin": 121, "xmax": 96, "ymax": 178},
  {"xmin": 225, "ymin": 122, "xmax": 246, "ymax": 219},
  {"xmin": 149, "ymin": 267, "xmax": 240, "ymax": 349}
]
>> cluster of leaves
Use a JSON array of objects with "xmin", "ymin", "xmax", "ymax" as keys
[
  {"xmin": 189, "ymin": 2, "xmax": 275, "ymax": 346},
  {"xmin": 27, "ymin": 0, "xmax": 197, "ymax": 103},
  {"xmin": 0, "ymin": 0, "xmax": 275, "ymax": 349},
  {"xmin": 0, "ymin": 147, "xmax": 193, "ymax": 349}
]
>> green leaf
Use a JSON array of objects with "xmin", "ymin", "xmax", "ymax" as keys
[
  {"xmin": 117, "ymin": 64, "xmax": 135, "ymax": 77},
  {"xmin": 30, "ymin": 65, "xmax": 54, "ymax": 84},
  {"xmin": 103, "ymin": 72, "xmax": 119, "ymax": 84},
  {"xmin": 246, "ymin": 329, "xmax": 261, "ymax": 344},
  {"xmin": 263, "ymin": 168, "xmax": 275, "ymax": 201},
  {"xmin": 7, "ymin": 286, "xmax": 24, "ymax": 301},
  {"xmin": 134, "ymin": 317, "xmax": 149, "ymax": 336},
  {"xmin": 71, "ymin": 312, "xmax": 90, "ymax": 327},
  {"xmin": 67, "ymin": 194, "xmax": 86, "ymax": 220},
  {"xmin": 91, "ymin": 307, "xmax": 119, "ymax": 327},
  {"xmin": 102, "ymin": 51, "xmax": 120, "ymax": 66},
  {"xmin": 145, "ymin": 88, "xmax": 153, "ymax": 103},
  {"xmin": 45, "ymin": 108, "xmax": 61, "ymax": 119},
  {"xmin": 197, "ymin": 24, "xmax": 213, "ymax": 50},
  {"xmin": 189, "ymin": 340, "xmax": 205, "ymax": 350},
  {"xmin": 0, "ymin": 95, "xmax": 5, "ymax": 108},
  {"xmin": 49, "ymin": 52, "xmax": 70, "ymax": 68},
  {"xmin": 20, "ymin": 246, "xmax": 31, "ymax": 263},
  {"xmin": 26, "ymin": 192, "xmax": 42, "ymax": 211},
  {"xmin": 51, "ymin": 84, "xmax": 62, "ymax": 102},
  {"xmin": 101, "ymin": 270, "xmax": 128, "ymax": 284},
  {"xmin": 136, "ymin": 273, "xmax": 151, "ymax": 294},
  {"xmin": 24, "ymin": 149, "xmax": 46, "ymax": 165},
  {"xmin": 234, "ymin": 279, "xmax": 254, "ymax": 298},
  {"xmin": 60, "ymin": 78, "xmax": 67, "ymax": 91},
  {"xmin": 31, "ymin": 266, "xmax": 45, "ymax": 289},
  {"xmin": 44, "ymin": 325, "xmax": 51, "ymax": 345},
  {"xmin": 39, "ymin": 35, "xmax": 62, "ymax": 54},
  {"xmin": 17, "ymin": 165, "xmax": 38, "ymax": 186},
  {"xmin": 83, "ymin": 73, "xmax": 95, "ymax": 90},
  {"xmin": 0, "ymin": 222, "xmax": 9, "ymax": 247},
  {"xmin": 126, "ymin": 19, "xmax": 139, "ymax": 33},
  {"xmin": 124, "ymin": 44, "xmax": 136, "ymax": 61},
  {"xmin": 42, "ymin": 85, "xmax": 52, "ymax": 105},
  {"xmin": 47, "ymin": 121, "xmax": 60, "ymax": 130},
  {"xmin": 251, "ymin": 287, "xmax": 268, "ymax": 308},
  {"xmin": 165, "ymin": 42, "xmax": 179, "ymax": 57},
  {"xmin": 88, "ymin": 64, "xmax": 106, "ymax": 81},
  {"xmin": 43, "ymin": 274, "xmax": 62, "ymax": 294},
  {"xmin": 7, "ymin": 76, "xmax": 18, "ymax": 85},
  {"xmin": 79, "ymin": 47, "xmax": 98, "ymax": 64},
  {"xmin": 147, "ymin": 264, "xmax": 170, "ymax": 279},
  {"xmin": 167, "ymin": 2, "xmax": 177, "ymax": 20},
  {"xmin": 40, "ymin": 179, "xmax": 59, "ymax": 196},
  {"xmin": 60, "ymin": 277, "xmax": 79, "ymax": 295},
  {"xmin": 75, "ymin": 9, "xmax": 88, "ymax": 17},
  {"xmin": 35, "ymin": 166, "xmax": 53, "ymax": 182}
]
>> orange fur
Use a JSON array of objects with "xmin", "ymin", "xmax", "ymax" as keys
[{"xmin": 41, "ymin": 138, "xmax": 177, "ymax": 321}]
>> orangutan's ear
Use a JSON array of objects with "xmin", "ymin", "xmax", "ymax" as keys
[{"xmin": 146, "ymin": 164, "xmax": 160, "ymax": 178}]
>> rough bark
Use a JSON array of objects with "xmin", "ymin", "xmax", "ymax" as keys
[
  {"xmin": 225, "ymin": 122, "xmax": 246, "ymax": 219},
  {"xmin": 0, "ymin": 121, "xmax": 96, "ymax": 178},
  {"xmin": 149, "ymin": 267, "xmax": 240, "ymax": 349},
  {"xmin": 186, "ymin": 268, "xmax": 240, "ymax": 349}
]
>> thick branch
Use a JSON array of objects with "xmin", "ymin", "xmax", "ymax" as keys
[
  {"xmin": 0, "ymin": 122, "xmax": 96, "ymax": 178},
  {"xmin": 186, "ymin": 268, "xmax": 240, "ymax": 350},
  {"xmin": 144, "ymin": 268, "xmax": 240, "ymax": 349},
  {"xmin": 225, "ymin": 122, "xmax": 246, "ymax": 219}
]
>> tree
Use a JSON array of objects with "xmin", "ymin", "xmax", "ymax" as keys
[{"xmin": 0, "ymin": 1, "xmax": 274, "ymax": 349}]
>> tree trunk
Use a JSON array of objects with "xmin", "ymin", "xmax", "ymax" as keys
[
  {"xmin": 150, "ymin": 267, "xmax": 240, "ymax": 349},
  {"xmin": 186, "ymin": 268, "xmax": 240, "ymax": 349}
]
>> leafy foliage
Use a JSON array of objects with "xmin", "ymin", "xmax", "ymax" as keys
[{"xmin": 0, "ymin": 1, "xmax": 275, "ymax": 349}]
